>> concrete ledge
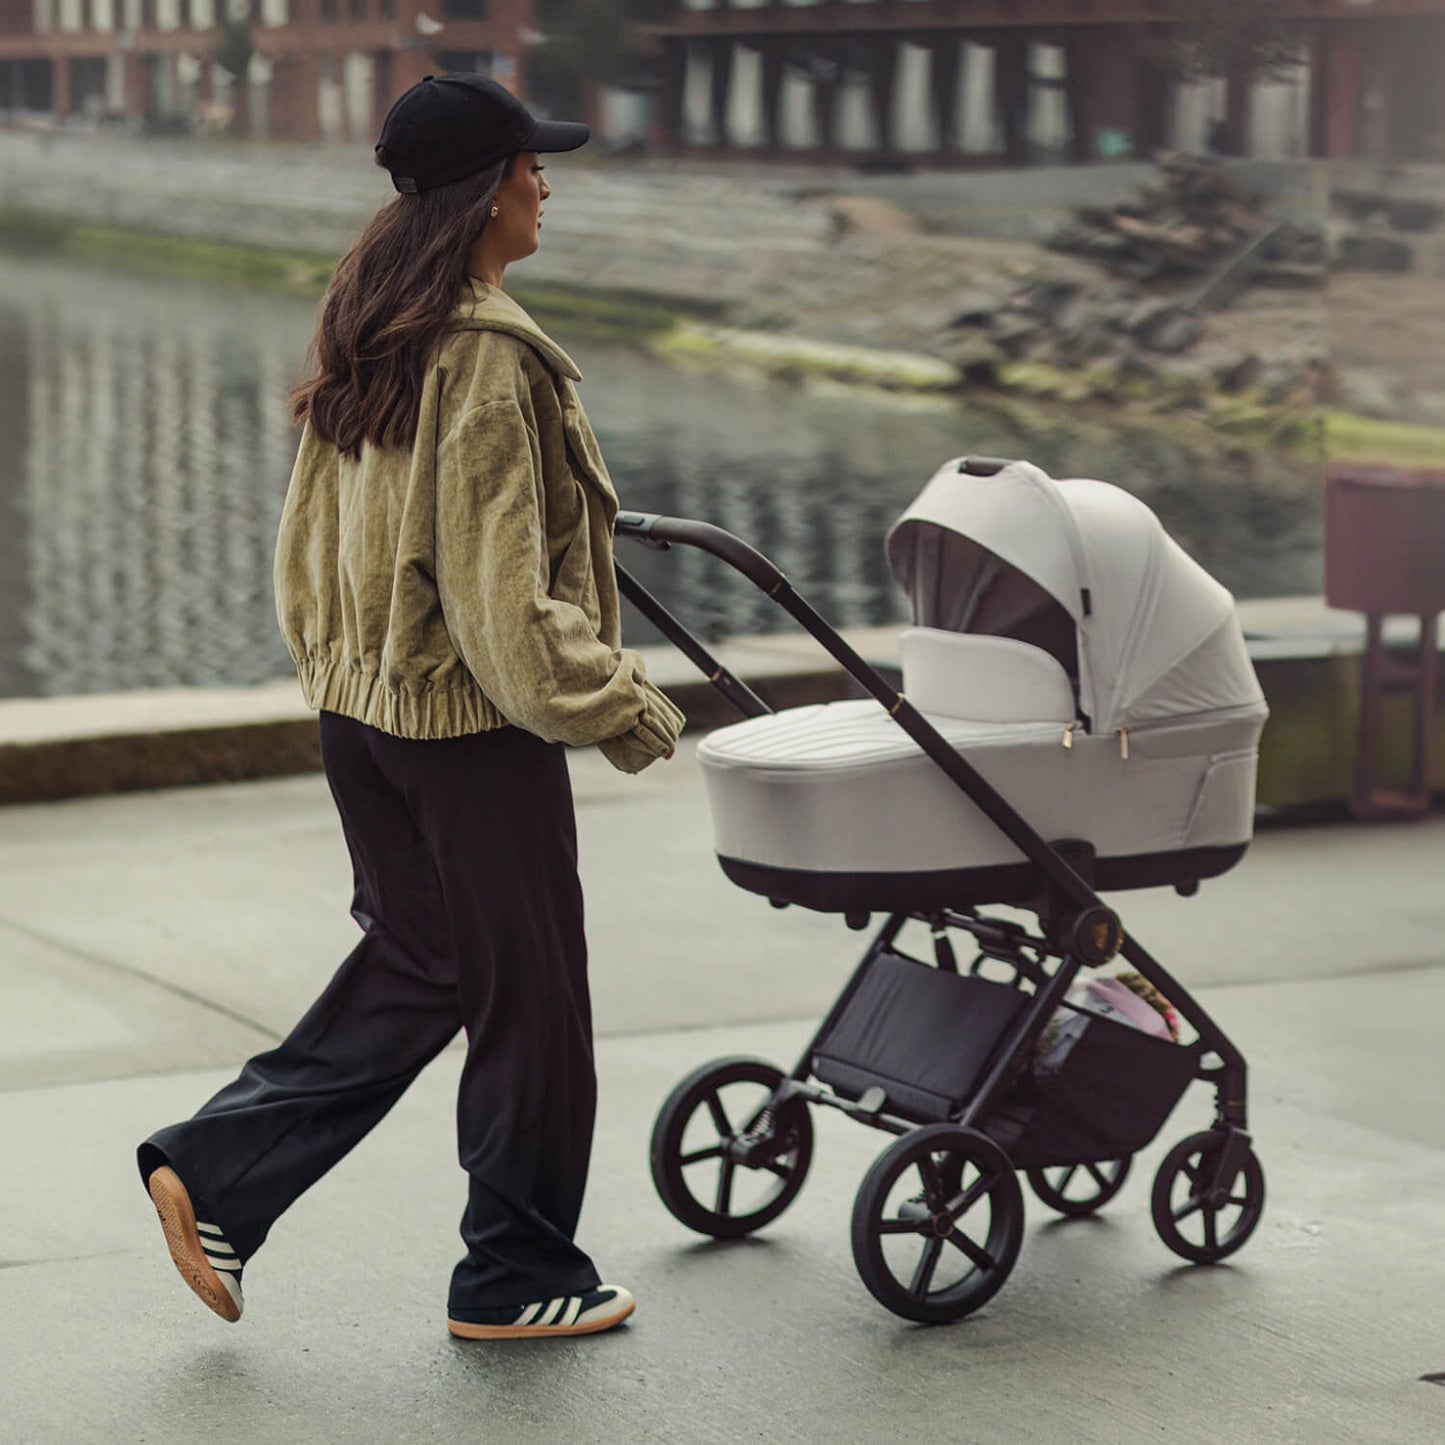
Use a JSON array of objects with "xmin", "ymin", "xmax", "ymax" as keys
[{"xmin": 0, "ymin": 601, "xmax": 1440, "ymax": 811}]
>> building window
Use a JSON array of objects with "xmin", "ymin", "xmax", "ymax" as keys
[{"xmin": 441, "ymin": 0, "xmax": 485, "ymax": 18}]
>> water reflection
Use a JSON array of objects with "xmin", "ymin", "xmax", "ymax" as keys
[{"xmin": 0, "ymin": 255, "xmax": 1322, "ymax": 700}]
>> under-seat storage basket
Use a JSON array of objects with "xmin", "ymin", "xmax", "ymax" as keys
[
  {"xmin": 812, "ymin": 952, "xmax": 1027, "ymax": 1123},
  {"xmin": 986, "ymin": 1010, "xmax": 1199, "ymax": 1169}
]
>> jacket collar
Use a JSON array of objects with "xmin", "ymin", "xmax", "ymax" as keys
[{"xmin": 451, "ymin": 278, "xmax": 583, "ymax": 383}]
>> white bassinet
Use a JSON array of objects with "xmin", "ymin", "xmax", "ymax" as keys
[{"xmin": 697, "ymin": 457, "xmax": 1270, "ymax": 913}]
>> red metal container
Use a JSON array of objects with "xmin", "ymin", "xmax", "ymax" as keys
[{"xmin": 1325, "ymin": 463, "xmax": 1445, "ymax": 616}]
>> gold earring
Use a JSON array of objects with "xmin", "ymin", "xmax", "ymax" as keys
[{"xmin": 490, "ymin": 205, "xmax": 499, "ymax": 218}]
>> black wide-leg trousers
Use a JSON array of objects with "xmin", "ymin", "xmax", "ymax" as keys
[{"xmin": 137, "ymin": 712, "xmax": 601, "ymax": 1313}]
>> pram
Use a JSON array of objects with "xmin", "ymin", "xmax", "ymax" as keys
[{"xmin": 615, "ymin": 455, "xmax": 1270, "ymax": 1325}]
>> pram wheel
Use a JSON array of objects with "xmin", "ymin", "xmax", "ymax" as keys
[
  {"xmin": 851, "ymin": 1124, "xmax": 1024, "ymax": 1325},
  {"xmin": 650, "ymin": 1057, "xmax": 813, "ymax": 1239},
  {"xmin": 1150, "ymin": 1130, "xmax": 1265, "ymax": 1264},
  {"xmin": 1026, "ymin": 1157, "xmax": 1132, "ymax": 1218}
]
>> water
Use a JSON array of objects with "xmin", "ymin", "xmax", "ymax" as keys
[{"xmin": 0, "ymin": 253, "xmax": 1323, "ymax": 701}]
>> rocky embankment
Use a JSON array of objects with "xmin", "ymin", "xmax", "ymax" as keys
[{"xmin": 1, "ymin": 127, "xmax": 1440, "ymax": 445}]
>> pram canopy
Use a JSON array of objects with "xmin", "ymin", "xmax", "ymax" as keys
[
  {"xmin": 885, "ymin": 458, "xmax": 1266, "ymax": 734},
  {"xmin": 697, "ymin": 457, "xmax": 1269, "ymax": 913}
]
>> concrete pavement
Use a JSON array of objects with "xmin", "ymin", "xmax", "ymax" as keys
[{"xmin": 2, "ymin": 742, "xmax": 1444, "ymax": 1443}]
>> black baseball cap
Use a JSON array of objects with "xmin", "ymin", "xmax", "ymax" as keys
[{"xmin": 376, "ymin": 73, "xmax": 590, "ymax": 195}]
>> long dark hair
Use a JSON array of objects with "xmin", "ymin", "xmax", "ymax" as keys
[{"xmin": 290, "ymin": 151, "xmax": 512, "ymax": 459}]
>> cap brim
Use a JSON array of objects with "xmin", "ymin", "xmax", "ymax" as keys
[{"xmin": 524, "ymin": 119, "xmax": 591, "ymax": 155}]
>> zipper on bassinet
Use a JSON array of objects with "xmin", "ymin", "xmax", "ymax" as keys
[
  {"xmin": 1062, "ymin": 723, "xmax": 1076, "ymax": 749},
  {"xmin": 1119, "ymin": 727, "xmax": 1130, "ymax": 760}
]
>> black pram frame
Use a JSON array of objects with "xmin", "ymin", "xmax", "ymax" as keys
[{"xmin": 615, "ymin": 469, "xmax": 1266, "ymax": 1325}]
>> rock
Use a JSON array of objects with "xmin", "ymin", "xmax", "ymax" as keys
[
  {"xmin": 1333, "ymin": 232, "xmax": 1414, "ymax": 273},
  {"xmin": 1116, "ymin": 349, "xmax": 1159, "ymax": 386},
  {"xmin": 1215, "ymin": 352, "xmax": 1263, "ymax": 394},
  {"xmin": 935, "ymin": 332, "xmax": 1005, "ymax": 382},
  {"xmin": 989, "ymin": 314, "xmax": 1045, "ymax": 358},
  {"xmin": 1052, "ymin": 318, "xmax": 1117, "ymax": 367},
  {"xmin": 1020, "ymin": 278, "xmax": 1080, "ymax": 325},
  {"xmin": 1132, "ymin": 303, "xmax": 1203, "ymax": 355},
  {"xmin": 945, "ymin": 292, "xmax": 1006, "ymax": 329}
]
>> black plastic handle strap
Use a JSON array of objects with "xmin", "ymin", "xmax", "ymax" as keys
[
  {"xmin": 614, "ymin": 512, "xmax": 1101, "ymax": 913},
  {"xmin": 614, "ymin": 561, "xmax": 771, "ymax": 720}
]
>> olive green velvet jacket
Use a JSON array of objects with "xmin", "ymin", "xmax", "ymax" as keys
[{"xmin": 274, "ymin": 280, "xmax": 684, "ymax": 772}]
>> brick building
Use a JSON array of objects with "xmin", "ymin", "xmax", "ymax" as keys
[
  {"xmin": 644, "ymin": 1, "xmax": 1445, "ymax": 166},
  {"xmin": 0, "ymin": 0, "xmax": 535, "ymax": 141},
  {"xmin": 3, "ymin": 0, "xmax": 1445, "ymax": 161}
]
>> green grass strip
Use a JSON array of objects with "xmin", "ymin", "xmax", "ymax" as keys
[
  {"xmin": 1323, "ymin": 409, "xmax": 1445, "ymax": 468},
  {"xmin": 0, "ymin": 206, "xmax": 705, "ymax": 342}
]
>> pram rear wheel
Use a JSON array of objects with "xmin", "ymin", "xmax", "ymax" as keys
[
  {"xmin": 851, "ymin": 1124, "xmax": 1024, "ymax": 1325},
  {"xmin": 1026, "ymin": 1157, "xmax": 1132, "ymax": 1217},
  {"xmin": 650, "ymin": 1056, "xmax": 813, "ymax": 1239},
  {"xmin": 1151, "ymin": 1130, "xmax": 1265, "ymax": 1264}
]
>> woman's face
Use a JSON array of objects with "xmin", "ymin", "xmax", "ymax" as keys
[{"xmin": 491, "ymin": 150, "xmax": 551, "ymax": 262}]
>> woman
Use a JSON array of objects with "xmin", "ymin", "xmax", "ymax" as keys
[{"xmin": 136, "ymin": 74, "xmax": 683, "ymax": 1342}]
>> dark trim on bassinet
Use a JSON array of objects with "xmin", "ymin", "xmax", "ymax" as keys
[{"xmin": 717, "ymin": 843, "xmax": 1249, "ymax": 914}]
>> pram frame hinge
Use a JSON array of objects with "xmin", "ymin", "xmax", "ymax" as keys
[{"xmin": 616, "ymin": 516, "xmax": 1250, "ymax": 1140}]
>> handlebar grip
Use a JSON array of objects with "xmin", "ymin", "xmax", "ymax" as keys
[{"xmin": 614, "ymin": 513, "xmax": 787, "ymax": 594}]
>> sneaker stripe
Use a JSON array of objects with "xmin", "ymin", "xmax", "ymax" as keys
[
  {"xmin": 561, "ymin": 1298, "xmax": 582, "ymax": 1327},
  {"xmin": 547, "ymin": 1299, "xmax": 572, "ymax": 1326},
  {"xmin": 521, "ymin": 1301, "xmax": 549, "ymax": 1326},
  {"xmin": 195, "ymin": 1222, "xmax": 225, "ymax": 1238}
]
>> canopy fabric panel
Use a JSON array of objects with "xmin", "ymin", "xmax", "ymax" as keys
[{"xmin": 886, "ymin": 458, "xmax": 1266, "ymax": 734}]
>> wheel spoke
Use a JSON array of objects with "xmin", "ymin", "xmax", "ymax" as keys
[
  {"xmin": 946, "ymin": 1228, "xmax": 998, "ymax": 1272},
  {"xmin": 1227, "ymin": 1194, "xmax": 1251, "ymax": 1208},
  {"xmin": 1054, "ymin": 1165, "xmax": 1080, "ymax": 1196},
  {"xmin": 762, "ymin": 1157, "xmax": 793, "ymax": 1179},
  {"xmin": 1172, "ymin": 1195, "xmax": 1204, "ymax": 1223},
  {"xmin": 909, "ymin": 1237, "xmax": 944, "ymax": 1299},
  {"xmin": 1203, "ymin": 1208, "xmax": 1219, "ymax": 1253},
  {"xmin": 872, "ymin": 1213, "xmax": 919, "ymax": 1236},
  {"xmin": 1085, "ymin": 1162, "xmax": 1110, "ymax": 1191},
  {"xmin": 878, "ymin": 1217, "xmax": 923, "ymax": 1236},
  {"xmin": 715, "ymin": 1159, "xmax": 736, "ymax": 1215},
  {"xmin": 917, "ymin": 1155, "xmax": 947, "ymax": 1209},
  {"xmin": 705, "ymin": 1092, "xmax": 733, "ymax": 1139},
  {"xmin": 947, "ymin": 1171, "xmax": 1000, "ymax": 1221},
  {"xmin": 680, "ymin": 1144, "xmax": 726, "ymax": 1166}
]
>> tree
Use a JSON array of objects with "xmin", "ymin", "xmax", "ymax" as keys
[
  {"xmin": 211, "ymin": 13, "xmax": 253, "ymax": 83},
  {"xmin": 528, "ymin": 0, "xmax": 655, "ymax": 114}
]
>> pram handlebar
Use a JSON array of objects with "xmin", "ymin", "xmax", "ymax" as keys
[{"xmin": 615, "ymin": 512, "xmax": 787, "ymax": 595}]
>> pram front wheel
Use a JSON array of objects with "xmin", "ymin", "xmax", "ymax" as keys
[
  {"xmin": 650, "ymin": 1056, "xmax": 813, "ymax": 1239},
  {"xmin": 1151, "ymin": 1130, "xmax": 1265, "ymax": 1264},
  {"xmin": 1026, "ymin": 1157, "xmax": 1132, "ymax": 1218},
  {"xmin": 851, "ymin": 1124, "xmax": 1024, "ymax": 1325}
]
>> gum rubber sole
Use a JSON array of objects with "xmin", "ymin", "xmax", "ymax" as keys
[
  {"xmin": 446, "ymin": 1297, "xmax": 635, "ymax": 1340},
  {"xmin": 147, "ymin": 1166, "xmax": 242, "ymax": 1323}
]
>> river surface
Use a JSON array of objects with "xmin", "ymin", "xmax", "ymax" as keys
[{"xmin": 0, "ymin": 254, "xmax": 1323, "ymax": 700}]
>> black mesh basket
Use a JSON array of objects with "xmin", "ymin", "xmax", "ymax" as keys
[{"xmin": 986, "ymin": 1008, "xmax": 1200, "ymax": 1170}]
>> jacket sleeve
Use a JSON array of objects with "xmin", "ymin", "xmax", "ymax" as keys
[{"xmin": 435, "ymin": 397, "xmax": 683, "ymax": 767}]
